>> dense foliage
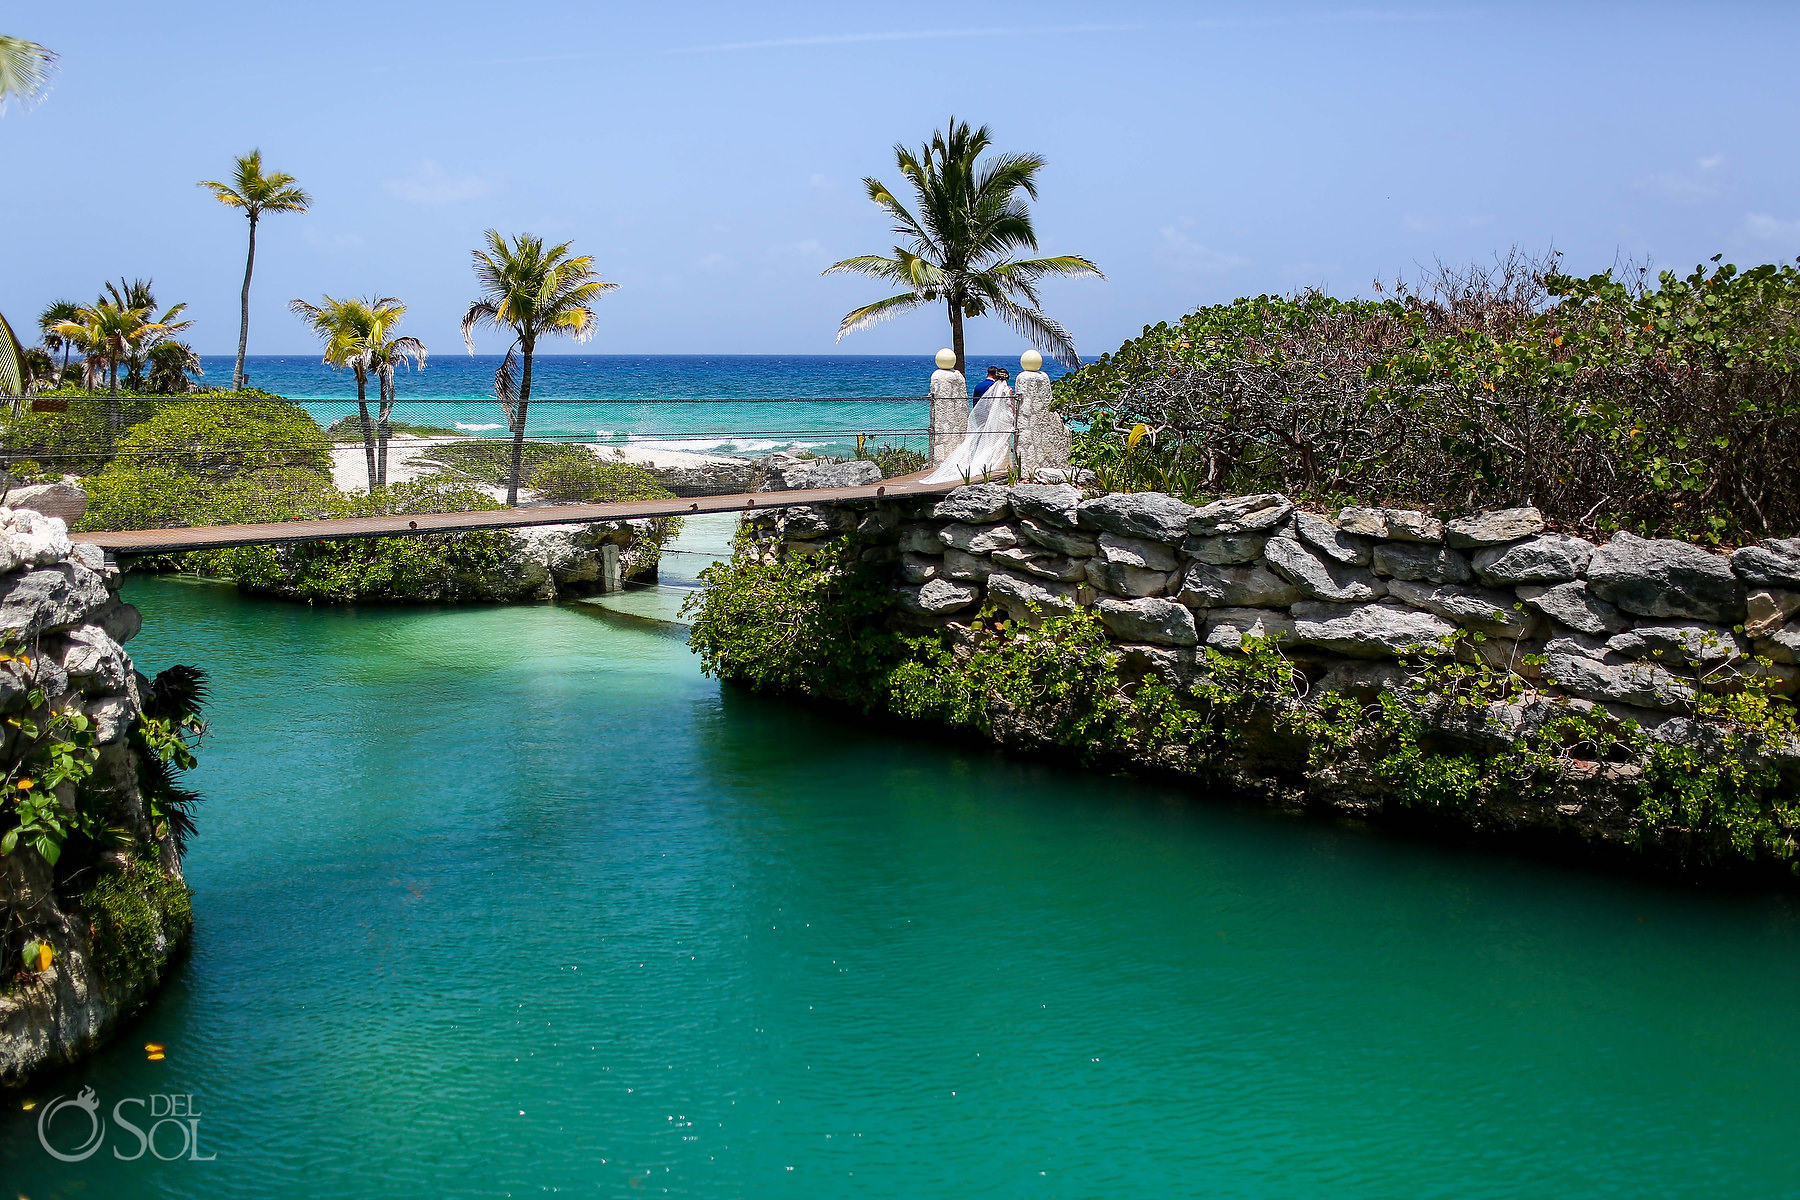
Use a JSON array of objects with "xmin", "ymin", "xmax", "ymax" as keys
[
  {"xmin": 0, "ymin": 391, "xmax": 293, "ymax": 477},
  {"xmin": 1056, "ymin": 255, "xmax": 1800, "ymax": 542},
  {"xmin": 192, "ymin": 478, "xmax": 516, "ymax": 604}
]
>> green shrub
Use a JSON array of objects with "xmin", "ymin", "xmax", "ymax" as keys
[
  {"xmin": 0, "ymin": 391, "xmax": 297, "ymax": 478},
  {"xmin": 528, "ymin": 455, "xmax": 674, "ymax": 502},
  {"xmin": 1057, "ymin": 255, "xmax": 1800, "ymax": 541},
  {"xmin": 853, "ymin": 440, "xmax": 928, "ymax": 478},
  {"xmin": 111, "ymin": 399, "xmax": 330, "ymax": 480},
  {"xmin": 190, "ymin": 478, "xmax": 515, "ymax": 604},
  {"xmin": 0, "ymin": 400, "xmax": 154, "ymax": 476},
  {"xmin": 685, "ymin": 534, "xmax": 905, "ymax": 710},
  {"xmin": 416, "ymin": 439, "xmax": 584, "ymax": 486}
]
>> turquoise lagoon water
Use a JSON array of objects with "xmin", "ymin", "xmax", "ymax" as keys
[
  {"xmin": 6, "ymin": 572, "xmax": 1800, "ymax": 1196},
  {"xmin": 212, "ymin": 353, "xmax": 1070, "ymax": 460}
]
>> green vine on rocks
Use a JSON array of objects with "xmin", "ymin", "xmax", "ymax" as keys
[
  {"xmin": 690, "ymin": 541, "xmax": 1800, "ymax": 869},
  {"xmin": 0, "ymin": 640, "xmax": 100, "ymax": 867},
  {"xmin": 75, "ymin": 852, "xmax": 193, "ymax": 994}
]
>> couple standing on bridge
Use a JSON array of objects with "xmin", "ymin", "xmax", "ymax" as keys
[{"xmin": 925, "ymin": 363, "xmax": 1014, "ymax": 484}]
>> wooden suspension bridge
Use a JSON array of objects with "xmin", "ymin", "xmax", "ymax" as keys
[{"xmin": 66, "ymin": 472, "xmax": 963, "ymax": 556}]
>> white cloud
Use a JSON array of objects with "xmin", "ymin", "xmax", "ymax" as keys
[
  {"xmin": 381, "ymin": 160, "xmax": 501, "ymax": 205},
  {"xmin": 301, "ymin": 227, "xmax": 363, "ymax": 253},
  {"xmin": 1742, "ymin": 213, "xmax": 1800, "ymax": 242},
  {"xmin": 696, "ymin": 252, "xmax": 732, "ymax": 272},
  {"xmin": 1402, "ymin": 212, "xmax": 1493, "ymax": 234},
  {"xmin": 1636, "ymin": 154, "xmax": 1725, "ymax": 204},
  {"xmin": 1157, "ymin": 227, "xmax": 1250, "ymax": 274}
]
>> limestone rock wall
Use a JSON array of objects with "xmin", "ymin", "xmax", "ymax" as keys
[
  {"xmin": 750, "ymin": 484, "xmax": 1800, "ymax": 858},
  {"xmin": 0, "ymin": 508, "xmax": 188, "ymax": 1086}
]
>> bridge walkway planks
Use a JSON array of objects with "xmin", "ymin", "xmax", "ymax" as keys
[{"xmin": 68, "ymin": 472, "xmax": 966, "ymax": 555}]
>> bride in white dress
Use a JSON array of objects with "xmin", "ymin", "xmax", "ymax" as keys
[{"xmin": 925, "ymin": 369, "xmax": 1015, "ymax": 483}]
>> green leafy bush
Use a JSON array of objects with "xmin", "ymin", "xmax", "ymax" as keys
[
  {"xmin": 416, "ymin": 439, "xmax": 584, "ymax": 486},
  {"xmin": 0, "ymin": 391, "xmax": 295, "ymax": 477},
  {"xmin": 110, "ymin": 400, "xmax": 331, "ymax": 480},
  {"xmin": 190, "ymin": 478, "xmax": 515, "ymax": 604},
  {"xmin": 528, "ymin": 455, "xmax": 675, "ymax": 502},
  {"xmin": 1057, "ymin": 254, "xmax": 1800, "ymax": 541},
  {"xmin": 685, "ymin": 534, "xmax": 904, "ymax": 709}
]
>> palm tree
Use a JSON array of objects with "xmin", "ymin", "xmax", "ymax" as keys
[
  {"xmin": 290, "ymin": 294, "xmax": 384, "ymax": 489},
  {"xmin": 102, "ymin": 280, "xmax": 192, "ymax": 390},
  {"xmin": 461, "ymin": 231, "xmax": 615, "ymax": 505},
  {"xmin": 364, "ymin": 309, "xmax": 427, "ymax": 488},
  {"xmin": 200, "ymin": 150, "xmax": 311, "ymax": 391},
  {"xmin": 824, "ymin": 118, "xmax": 1101, "ymax": 372},
  {"xmin": 38, "ymin": 300, "xmax": 81, "ymax": 382},
  {"xmin": 146, "ymin": 340, "xmax": 203, "ymax": 395},
  {"xmin": 0, "ymin": 35, "xmax": 56, "ymax": 114},
  {"xmin": 54, "ymin": 301, "xmax": 172, "ymax": 423}
]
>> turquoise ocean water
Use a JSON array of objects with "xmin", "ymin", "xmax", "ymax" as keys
[
  {"xmin": 215, "ymin": 354, "xmax": 1069, "ymax": 459},
  {"xmin": 5, "ymin": 568, "xmax": 1800, "ymax": 1197}
]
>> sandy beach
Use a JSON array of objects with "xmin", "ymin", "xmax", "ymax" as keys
[{"xmin": 330, "ymin": 434, "xmax": 749, "ymax": 499}]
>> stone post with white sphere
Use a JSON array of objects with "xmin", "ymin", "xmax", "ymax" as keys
[
  {"xmin": 927, "ymin": 348, "xmax": 969, "ymax": 466},
  {"xmin": 1013, "ymin": 350, "xmax": 1070, "ymax": 479}
]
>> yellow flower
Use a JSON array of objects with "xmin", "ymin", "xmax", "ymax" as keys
[{"xmin": 15, "ymin": 778, "xmax": 33, "ymax": 790}]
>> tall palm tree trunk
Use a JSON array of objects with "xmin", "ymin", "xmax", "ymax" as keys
[
  {"xmin": 234, "ymin": 215, "xmax": 258, "ymax": 391},
  {"xmin": 107, "ymin": 353, "xmax": 121, "ymax": 429},
  {"xmin": 356, "ymin": 371, "xmax": 377, "ymax": 491},
  {"xmin": 377, "ymin": 380, "xmax": 392, "ymax": 488},
  {"xmin": 508, "ymin": 341, "xmax": 534, "ymax": 507},
  {"xmin": 949, "ymin": 299, "xmax": 966, "ymax": 374}
]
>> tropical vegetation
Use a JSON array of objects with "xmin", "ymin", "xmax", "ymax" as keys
[
  {"xmin": 289, "ymin": 294, "xmax": 426, "ymax": 489},
  {"xmin": 49, "ymin": 281, "xmax": 198, "ymax": 424},
  {"xmin": 0, "ymin": 34, "xmax": 55, "ymax": 114},
  {"xmin": 462, "ymin": 231, "xmax": 616, "ymax": 505},
  {"xmin": 825, "ymin": 117, "xmax": 1101, "ymax": 372},
  {"xmin": 1056, "ymin": 252, "xmax": 1800, "ymax": 543},
  {"xmin": 200, "ymin": 150, "xmax": 311, "ymax": 390}
]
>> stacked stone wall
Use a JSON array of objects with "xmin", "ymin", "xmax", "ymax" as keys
[{"xmin": 746, "ymin": 483, "xmax": 1800, "ymax": 860}]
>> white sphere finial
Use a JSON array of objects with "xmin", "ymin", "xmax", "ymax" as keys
[
  {"xmin": 935, "ymin": 348, "xmax": 957, "ymax": 370},
  {"xmin": 1020, "ymin": 349, "xmax": 1043, "ymax": 373}
]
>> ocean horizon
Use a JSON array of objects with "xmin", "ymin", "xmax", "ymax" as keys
[{"xmin": 208, "ymin": 353, "xmax": 1071, "ymax": 458}]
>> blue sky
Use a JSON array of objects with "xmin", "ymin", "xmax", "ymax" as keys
[{"xmin": 3, "ymin": 2, "xmax": 1796, "ymax": 359}]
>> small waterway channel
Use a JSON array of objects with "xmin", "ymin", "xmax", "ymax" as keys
[{"xmin": 6, "ymin": 537, "xmax": 1800, "ymax": 1197}]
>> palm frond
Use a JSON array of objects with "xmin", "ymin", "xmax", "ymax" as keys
[
  {"xmin": 986, "ymin": 296, "xmax": 1082, "ymax": 368},
  {"xmin": 0, "ymin": 36, "xmax": 57, "ymax": 114},
  {"xmin": 835, "ymin": 292, "xmax": 926, "ymax": 339},
  {"xmin": 0, "ymin": 310, "xmax": 26, "ymax": 393}
]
